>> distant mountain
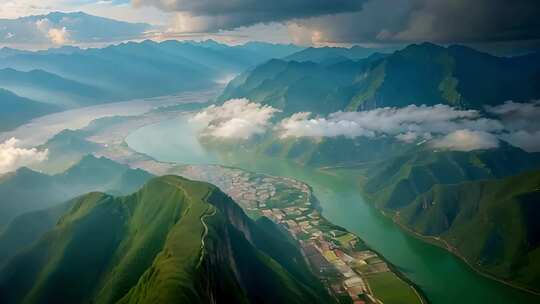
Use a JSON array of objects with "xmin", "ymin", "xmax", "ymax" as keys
[
  {"xmin": 241, "ymin": 41, "xmax": 303, "ymax": 59},
  {"xmin": 0, "ymin": 48, "xmax": 31, "ymax": 58},
  {"xmin": 0, "ymin": 155, "xmax": 153, "ymax": 229},
  {"xmin": 33, "ymin": 129, "xmax": 102, "ymax": 173},
  {"xmin": 220, "ymin": 43, "xmax": 540, "ymax": 115},
  {"xmin": 36, "ymin": 46, "xmax": 83, "ymax": 55},
  {"xmin": 0, "ymin": 175, "xmax": 331, "ymax": 304},
  {"xmin": 0, "ymin": 68, "xmax": 106, "ymax": 107},
  {"xmin": 220, "ymin": 58, "xmax": 366, "ymax": 115},
  {"xmin": 0, "ymin": 88, "xmax": 58, "ymax": 132},
  {"xmin": 400, "ymin": 169, "xmax": 540, "ymax": 292},
  {"xmin": 0, "ymin": 40, "xmax": 303, "ymax": 105},
  {"xmin": 0, "ymin": 11, "xmax": 151, "ymax": 45},
  {"xmin": 285, "ymin": 45, "xmax": 395, "ymax": 63}
]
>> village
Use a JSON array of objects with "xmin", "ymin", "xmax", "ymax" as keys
[{"xmin": 181, "ymin": 165, "xmax": 419, "ymax": 304}]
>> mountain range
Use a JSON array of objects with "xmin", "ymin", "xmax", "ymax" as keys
[
  {"xmin": 0, "ymin": 175, "xmax": 331, "ymax": 304},
  {"xmin": 0, "ymin": 88, "xmax": 58, "ymax": 132},
  {"xmin": 220, "ymin": 43, "xmax": 540, "ymax": 115},
  {"xmin": 212, "ymin": 42, "xmax": 540, "ymax": 293},
  {"xmin": 0, "ymin": 38, "xmax": 302, "ymax": 131},
  {"xmin": 399, "ymin": 168, "xmax": 540, "ymax": 291},
  {"xmin": 0, "ymin": 155, "xmax": 153, "ymax": 230}
]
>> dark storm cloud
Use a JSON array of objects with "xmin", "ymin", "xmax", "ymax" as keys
[
  {"xmin": 133, "ymin": 0, "xmax": 366, "ymax": 30},
  {"xmin": 136, "ymin": 0, "xmax": 540, "ymax": 48},
  {"xmin": 294, "ymin": 0, "xmax": 540, "ymax": 45},
  {"xmin": 394, "ymin": 0, "xmax": 540, "ymax": 43}
]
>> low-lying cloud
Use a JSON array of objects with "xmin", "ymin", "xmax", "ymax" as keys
[
  {"xmin": 487, "ymin": 100, "xmax": 540, "ymax": 152},
  {"xmin": 431, "ymin": 130, "xmax": 499, "ymax": 152},
  {"xmin": 0, "ymin": 138, "xmax": 48, "ymax": 174},
  {"xmin": 190, "ymin": 98, "xmax": 280, "ymax": 140},
  {"xmin": 193, "ymin": 99, "xmax": 540, "ymax": 152},
  {"xmin": 277, "ymin": 104, "xmax": 503, "ymax": 151}
]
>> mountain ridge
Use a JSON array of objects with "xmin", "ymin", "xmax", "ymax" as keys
[{"xmin": 0, "ymin": 175, "xmax": 331, "ymax": 304}]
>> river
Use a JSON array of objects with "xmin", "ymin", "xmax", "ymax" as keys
[{"xmin": 126, "ymin": 115, "xmax": 540, "ymax": 304}]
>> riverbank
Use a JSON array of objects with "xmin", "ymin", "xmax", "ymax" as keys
[
  {"xmin": 350, "ymin": 174, "xmax": 540, "ymax": 298},
  {"xmin": 179, "ymin": 165, "xmax": 424, "ymax": 304},
  {"xmin": 13, "ymin": 102, "xmax": 424, "ymax": 303},
  {"xmin": 388, "ymin": 210, "xmax": 540, "ymax": 297},
  {"xmin": 125, "ymin": 114, "xmax": 540, "ymax": 303}
]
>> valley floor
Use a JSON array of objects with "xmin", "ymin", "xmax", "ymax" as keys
[{"xmin": 9, "ymin": 92, "xmax": 425, "ymax": 304}]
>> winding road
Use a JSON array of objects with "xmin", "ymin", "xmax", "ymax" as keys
[{"xmin": 198, "ymin": 205, "xmax": 217, "ymax": 267}]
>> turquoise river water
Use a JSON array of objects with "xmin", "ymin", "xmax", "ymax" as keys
[{"xmin": 126, "ymin": 116, "xmax": 540, "ymax": 304}]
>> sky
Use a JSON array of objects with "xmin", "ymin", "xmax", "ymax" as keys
[{"xmin": 0, "ymin": 0, "xmax": 539, "ymax": 52}]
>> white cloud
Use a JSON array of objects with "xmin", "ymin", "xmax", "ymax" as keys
[
  {"xmin": 0, "ymin": 138, "xmax": 48, "ymax": 174},
  {"xmin": 431, "ymin": 130, "xmax": 499, "ymax": 152},
  {"xmin": 500, "ymin": 130, "xmax": 540, "ymax": 153},
  {"xmin": 36, "ymin": 18, "xmax": 71, "ymax": 45},
  {"xmin": 486, "ymin": 100, "xmax": 540, "ymax": 132},
  {"xmin": 190, "ymin": 98, "xmax": 280, "ymax": 140},
  {"xmin": 485, "ymin": 100, "xmax": 540, "ymax": 152},
  {"xmin": 278, "ymin": 112, "xmax": 376, "ymax": 138},
  {"xmin": 191, "ymin": 100, "xmax": 539, "ymax": 152},
  {"xmin": 47, "ymin": 26, "xmax": 70, "ymax": 44},
  {"xmin": 276, "ymin": 104, "xmax": 503, "ymax": 148}
]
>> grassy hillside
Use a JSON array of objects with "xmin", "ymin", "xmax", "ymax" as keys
[
  {"xmin": 363, "ymin": 144, "xmax": 540, "ymax": 209},
  {"xmin": 220, "ymin": 43, "xmax": 540, "ymax": 115},
  {"xmin": 351, "ymin": 144, "xmax": 540, "ymax": 293},
  {"xmin": 0, "ymin": 176, "xmax": 331, "ymax": 304},
  {"xmin": 399, "ymin": 169, "xmax": 540, "ymax": 292},
  {"xmin": 0, "ymin": 201, "xmax": 73, "ymax": 265},
  {"xmin": 0, "ymin": 155, "xmax": 153, "ymax": 229}
]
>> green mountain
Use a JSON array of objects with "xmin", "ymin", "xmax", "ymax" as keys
[
  {"xmin": 0, "ymin": 176, "xmax": 331, "ymax": 304},
  {"xmin": 205, "ymin": 134, "xmax": 410, "ymax": 168},
  {"xmin": 0, "ymin": 88, "xmax": 58, "ymax": 132},
  {"xmin": 0, "ymin": 201, "xmax": 73, "ymax": 265},
  {"xmin": 220, "ymin": 43, "xmax": 540, "ymax": 115},
  {"xmin": 398, "ymin": 169, "xmax": 540, "ymax": 292},
  {"xmin": 219, "ymin": 58, "xmax": 365, "ymax": 115},
  {"xmin": 363, "ymin": 143, "xmax": 540, "ymax": 210},
  {"xmin": 352, "ymin": 143, "xmax": 540, "ymax": 292},
  {"xmin": 0, "ymin": 155, "xmax": 153, "ymax": 229}
]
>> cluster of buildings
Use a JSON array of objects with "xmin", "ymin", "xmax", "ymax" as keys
[
  {"xmin": 181, "ymin": 165, "xmax": 398, "ymax": 304},
  {"xmin": 263, "ymin": 205, "xmax": 386, "ymax": 304}
]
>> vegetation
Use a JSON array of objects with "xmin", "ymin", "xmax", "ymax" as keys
[
  {"xmin": 0, "ymin": 176, "xmax": 331, "ymax": 304},
  {"xmin": 399, "ymin": 169, "xmax": 540, "ymax": 291},
  {"xmin": 0, "ymin": 154, "xmax": 153, "ymax": 229},
  {"xmin": 354, "ymin": 143, "xmax": 540, "ymax": 292},
  {"xmin": 363, "ymin": 143, "xmax": 540, "ymax": 209},
  {"xmin": 220, "ymin": 43, "xmax": 540, "ymax": 115},
  {"xmin": 366, "ymin": 272, "xmax": 421, "ymax": 304}
]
